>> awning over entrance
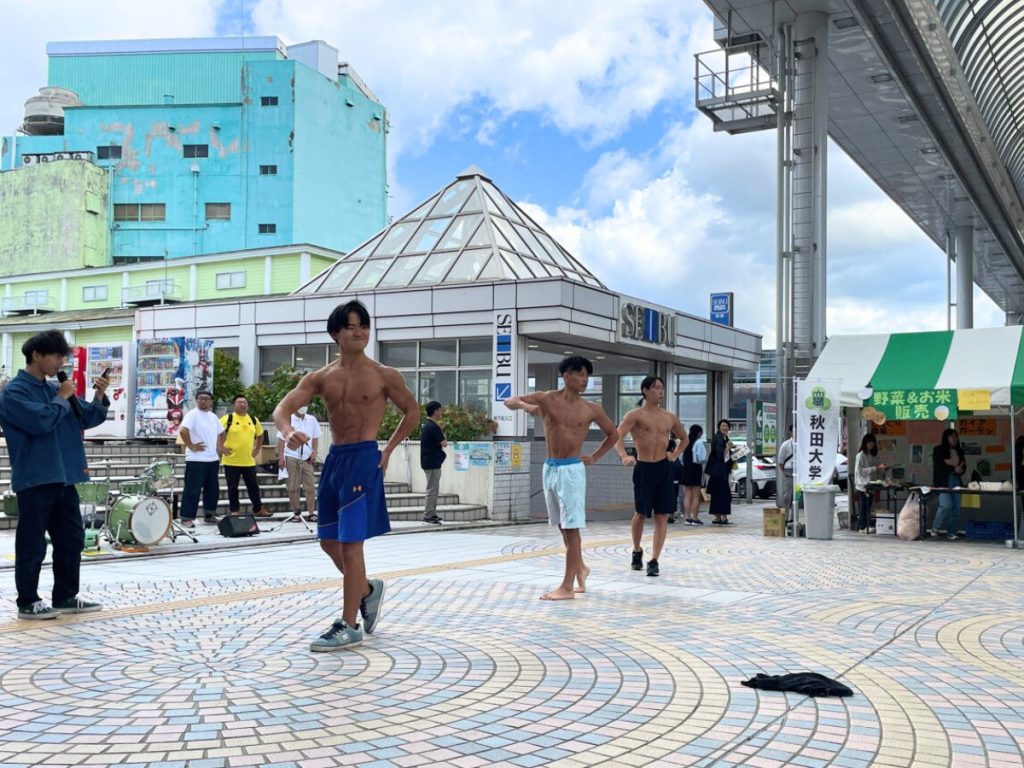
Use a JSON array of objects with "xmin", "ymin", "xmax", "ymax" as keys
[{"xmin": 808, "ymin": 327, "xmax": 1024, "ymax": 408}]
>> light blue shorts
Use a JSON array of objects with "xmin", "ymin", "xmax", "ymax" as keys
[{"xmin": 543, "ymin": 458, "xmax": 586, "ymax": 529}]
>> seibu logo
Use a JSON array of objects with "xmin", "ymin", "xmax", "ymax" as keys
[{"xmin": 620, "ymin": 303, "xmax": 676, "ymax": 348}]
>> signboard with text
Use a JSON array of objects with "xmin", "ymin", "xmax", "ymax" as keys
[
  {"xmin": 754, "ymin": 400, "xmax": 777, "ymax": 455},
  {"xmin": 491, "ymin": 310, "xmax": 518, "ymax": 437},
  {"xmin": 710, "ymin": 292, "xmax": 733, "ymax": 326},
  {"xmin": 865, "ymin": 389, "xmax": 957, "ymax": 421},
  {"xmin": 795, "ymin": 379, "xmax": 841, "ymax": 487}
]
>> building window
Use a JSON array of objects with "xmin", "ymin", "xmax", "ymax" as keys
[
  {"xmin": 183, "ymin": 144, "xmax": 209, "ymax": 158},
  {"xmin": 96, "ymin": 145, "xmax": 122, "ymax": 160},
  {"xmin": 82, "ymin": 285, "xmax": 108, "ymax": 302},
  {"xmin": 258, "ymin": 345, "xmax": 333, "ymax": 380},
  {"xmin": 205, "ymin": 202, "xmax": 231, "ymax": 221},
  {"xmin": 260, "ymin": 96, "xmax": 279, "ymax": 106},
  {"xmin": 215, "ymin": 271, "xmax": 246, "ymax": 290},
  {"xmin": 258, "ymin": 223, "xmax": 277, "ymax": 234},
  {"xmin": 24, "ymin": 289, "xmax": 48, "ymax": 307},
  {"xmin": 676, "ymin": 372, "xmax": 708, "ymax": 439},
  {"xmin": 379, "ymin": 339, "xmax": 491, "ymax": 409},
  {"xmin": 618, "ymin": 375, "xmax": 646, "ymax": 422},
  {"xmin": 113, "ymin": 203, "xmax": 166, "ymax": 222},
  {"xmin": 259, "ymin": 164, "xmax": 278, "ymax": 175}
]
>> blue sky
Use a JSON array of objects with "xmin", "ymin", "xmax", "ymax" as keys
[{"xmin": 0, "ymin": 0, "xmax": 1006, "ymax": 342}]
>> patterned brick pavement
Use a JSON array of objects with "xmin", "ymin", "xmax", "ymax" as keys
[{"xmin": 0, "ymin": 516, "xmax": 1021, "ymax": 767}]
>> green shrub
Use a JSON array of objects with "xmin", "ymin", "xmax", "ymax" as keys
[
  {"xmin": 375, "ymin": 403, "xmax": 496, "ymax": 442},
  {"xmin": 212, "ymin": 350, "xmax": 243, "ymax": 409}
]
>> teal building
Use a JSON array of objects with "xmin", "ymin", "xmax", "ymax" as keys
[{"xmin": 1, "ymin": 37, "xmax": 387, "ymax": 264}]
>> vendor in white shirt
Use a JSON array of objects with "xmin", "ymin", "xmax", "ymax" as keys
[{"xmin": 277, "ymin": 405, "xmax": 321, "ymax": 522}]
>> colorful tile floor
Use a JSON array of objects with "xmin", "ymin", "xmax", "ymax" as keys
[{"xmin": 0, "ymin": 509, "xmax": 1021, "ymax": 767}]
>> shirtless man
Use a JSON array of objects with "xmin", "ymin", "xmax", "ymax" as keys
[
  {"xmin": 618, "ymin": 376, "xmax": 688, "ymax": 577},
  {"xmin": 273, "ymin": 300, "xmax": 419, "ymax": 651},
  {"xmin": 505, "ymin": 356, "xmax": 626, "ymax": 600}
]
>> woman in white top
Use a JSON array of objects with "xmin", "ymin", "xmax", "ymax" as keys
[
  {"xmin": 681, "ymin": 424, "xmax": 707, "ymax": 525},
  {"xmin": 854, "ymin": 434, "xmax": 886, "ymax": 533}
]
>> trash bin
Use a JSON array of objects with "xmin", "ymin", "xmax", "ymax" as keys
[{"xmin": 803, "ymin": 485, "xmax": 840, "ymax": 540}]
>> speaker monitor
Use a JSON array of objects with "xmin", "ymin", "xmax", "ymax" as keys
[{"xmin": 218, "ymin": 513, "xmax": 260, "ymax": 537}]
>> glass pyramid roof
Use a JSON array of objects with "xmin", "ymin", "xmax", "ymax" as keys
[{"xmin": 295, "ymin": 166, "xmax": 605, "ymax": 294}]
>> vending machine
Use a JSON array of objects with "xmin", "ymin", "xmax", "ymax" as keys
[
  {"xmin": 71, "ymin": 344, "xmax": 131, "ymax": 439},
  {"xmin": 134, "ymin": 338, "xmax": 214, "ymax": 438}
]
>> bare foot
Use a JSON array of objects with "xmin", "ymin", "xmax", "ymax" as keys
[
  {"xmin": 540, "ymin": 585, "xmax": 575, "ymax": 601},
  {"xmin": 575, "ymin": 564, "xmax": 591, "ymax": 593}
]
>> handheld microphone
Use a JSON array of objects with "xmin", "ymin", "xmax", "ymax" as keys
[{"xmin": 55, "ymin": 371, "xmax": 84, "ymax": 418}]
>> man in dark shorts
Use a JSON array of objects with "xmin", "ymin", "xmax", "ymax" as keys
[
  {"xmin": 617, "ymin": 376, "xmax": 688, "ymax": 577},
  {"xmin": 273, "ymin": 300, "xmax": 420, "ymax": 651}
]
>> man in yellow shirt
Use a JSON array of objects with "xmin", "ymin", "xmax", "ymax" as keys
[{"xmin": 217, "ymin": 395, "xmax": 269, "ymax": 517}]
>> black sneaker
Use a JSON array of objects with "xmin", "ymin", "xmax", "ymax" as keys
[
  {"xmin": 422, "ymin": 515, "xmax": 442, "ymax": 525},
  {"xmin": 668, "ymin": 516, "xmax": 676, "ymax": 524},
  {"xmin": 203, "ymin": 515, "xmax": 219, "ymax": 525},
  {"xmin": 646, "ymin": 559, "xmax": 659, "ymax": 577},
  {"xmin": 631, "ymin": 550, "xmax": 644, "ymax": 571},
  {"xmin": 692, "ymin": 518, "xmax": 704, "ymax": 525},
  {"xmin": 52, "ymin": 596, "xmax": 102, "ymax": 614}
]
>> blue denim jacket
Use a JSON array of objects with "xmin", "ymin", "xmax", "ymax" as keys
[{"xmin": 0, "ymin": 370, "xmax": 109, "ymax": 492}]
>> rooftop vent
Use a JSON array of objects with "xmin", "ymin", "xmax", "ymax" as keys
[{"xmin": 22, "ymin": 87, "xmax": 83, "ymax": 136}]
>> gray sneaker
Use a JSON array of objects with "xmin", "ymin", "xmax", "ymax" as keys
[
  {"xmin": 52, "ymin": 596, "xmax": 102, "ymax": 614},
  {"xmin": 361, "ymin": 578, "xmax": 386, "ymax": 635},
  {"xmin": 310, "ymin": 620, "xmax": 363, "ymax": 652},
  {"xmin": 18, "ymin": 600, "xmax": 59, "ymax": 620}
]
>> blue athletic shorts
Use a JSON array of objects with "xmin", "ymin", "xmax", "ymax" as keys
[
  {"xmin": 542, "ymin": 457, "xmax": 586, "ymax": 529},
  {"xmin": 317, "ymin": 441, "xmax": 390, "ymax": 542}
]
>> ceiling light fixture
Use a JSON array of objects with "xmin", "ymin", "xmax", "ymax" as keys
[
  {"xmin": 896, "ymin": 114, "xmax": 919, "ymax": 124},
  {"xmin": 920, "ymin": 147, "xmax": 938, "ymax": 155},
  {"xmin": 870, "ymin": 73, "xmax": 892, "ymax": 83},
  {"xmin": 833, "ymin": 16, "xmax": 859, "ymax": 29}
]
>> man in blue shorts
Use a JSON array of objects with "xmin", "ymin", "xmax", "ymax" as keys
[
  {"xmin": 273, "ymin": 300, "xmax": 419, "ymax": 651},
  {"xmin": 505, "ymin": 356, "xmax": 626, "ymax": 600}
]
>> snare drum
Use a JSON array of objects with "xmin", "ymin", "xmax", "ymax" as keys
[
  {"xmin": 119, "ymin": 479, "xmax": 152, "ymax": 496},
  {"xmin": 143, "ymin": 460, "xmax": 176, "ymax": 490},
  {"xmin": 107, "ymin": 495, "xmax": 171, "ymax": 545},
  {"xmin": 75, "ymin": 481, "xmax": 110, "ymax": 505}
]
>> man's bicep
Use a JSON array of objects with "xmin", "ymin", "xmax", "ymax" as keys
[{"xmin": 385, "ymin": 369, "xmax": 418, "ymax": 412}]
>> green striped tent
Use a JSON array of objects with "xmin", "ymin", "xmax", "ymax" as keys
[{"xmin": 808, "ymin": 327, "xmax": 1024, "ymax": 408}]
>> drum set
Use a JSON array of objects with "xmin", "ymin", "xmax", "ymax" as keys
[{"xmin": 76, "ymin": 459, "xmax": 197, "ymax": 550}]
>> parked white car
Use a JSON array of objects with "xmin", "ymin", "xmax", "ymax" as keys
[
  {"xmin": 834, "ymin": 453, "xmax": 848, "ymax": 490},
  {"xmin": 729, "ymin": 452, "xmax": 778, "ymax": 499}
]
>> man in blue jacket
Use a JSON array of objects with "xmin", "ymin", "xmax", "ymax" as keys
[{"xmin": 0, "ymin": 330, "xmax": 110, "ymax": 620}]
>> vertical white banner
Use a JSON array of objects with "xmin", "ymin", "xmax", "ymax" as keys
[
  {"xmin": 795, "ymin": 378, "xmax": 841, "ymax": 487},
  {"xmin": 491, "ymin": 310, "xmax": 517, "ymax": 437}
]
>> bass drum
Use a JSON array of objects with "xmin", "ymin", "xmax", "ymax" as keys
[{"xmin": 107, "ymin": 495, "xmax": 171, "ymax": 545}]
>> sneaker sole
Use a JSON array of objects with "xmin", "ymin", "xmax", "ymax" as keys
[
  {"xmin": 53, "ymin": 606, "xmax": 102, "ymax": 614},
  {"xmin": 363, "ymin": 579, "xmax": 386, "ymax": 635},
  {"xmin": 309, "ymin": 639, "xmax": 363, "ymax": 652},
  {"xmin": 17, "ymin": 613, "xmax": 59, "ymax": 620}
]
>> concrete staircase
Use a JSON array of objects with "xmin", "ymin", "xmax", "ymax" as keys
[{"xmin": 0, "ymin": 442, "xmax": 490, "ymax": 528}]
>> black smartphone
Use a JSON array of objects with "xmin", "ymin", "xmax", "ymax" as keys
[{"xmin": 100, "ymin": 367, "xmax": 112, "ymax": 378}]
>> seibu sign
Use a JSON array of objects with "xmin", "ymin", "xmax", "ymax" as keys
[
  {"xmin": 491, "ymin": 310, "xmax": 519, "ymax": 437},
  {"xmin": 619, "ymin": 302, "xmax": 676, "ymax": 348}
]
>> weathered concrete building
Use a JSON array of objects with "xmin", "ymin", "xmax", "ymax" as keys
[{"xmin": 1, "ymin": 37, "xmax": 387, "ymax": 266}]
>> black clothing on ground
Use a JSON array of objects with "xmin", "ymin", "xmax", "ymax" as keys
[
  {"xmin": 633, "ymin": 459, "xmax": 675, "ymax": 516},
  {"xmin": 420, "ymin": 419, "xmax": 447, "ymax": 470},
  {"xmin": 741, "ymin": 672, "xmax": 853, "ymax": 698}
]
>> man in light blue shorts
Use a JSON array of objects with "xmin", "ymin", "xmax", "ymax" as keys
[
  {"xmin": 543, "ymin": 457, "xmax": 586, "ymax": 530},
  {"xmin": 506, "ymin": 356, "xmax": 629, "ymax": 600}
]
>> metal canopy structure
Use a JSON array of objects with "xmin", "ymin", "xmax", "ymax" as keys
[
  {"xmin": 698, "ymin": 0, "xmax": 1024, "ymax": 317},
  {"xmin": 296, "ymin": 166, "xmax": 604, "ymax": 295}
]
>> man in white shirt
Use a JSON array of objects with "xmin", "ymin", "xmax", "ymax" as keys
[
  {"xmin": 178, "ymin": 391, "xmax": 225, "ymax": 527},
  {"xmin": 776, "ymin": 425, "xmax": 795, "ymax": 513},
  {"xmin": 278, "ymin": 405, "xmax": 321, "ymax": 522}
]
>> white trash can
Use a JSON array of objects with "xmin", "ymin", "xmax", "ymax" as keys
[{"xmin": 803, "ymin": 485, "xmax": 840, "ymax": 540}]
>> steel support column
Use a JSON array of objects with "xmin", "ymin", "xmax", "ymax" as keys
[{"xmin": 956, "ymin": 224, "xmax": 974, "ymax": 329}]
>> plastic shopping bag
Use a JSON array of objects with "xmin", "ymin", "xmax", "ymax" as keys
[{"xmin": 897, "ymin": 491, "xmax": 921, "ymax": 541}]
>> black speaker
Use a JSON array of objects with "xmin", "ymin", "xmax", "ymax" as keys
[{"xmin": 218, "ymin": 514, "xmax": 260, "ymax": 537}]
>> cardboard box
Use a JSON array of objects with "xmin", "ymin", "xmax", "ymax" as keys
[
  {"xmin": 875, "ymin": 514, "xmax": 895, "ymax": 535},
  {"xmin": 763, "ymin": 507, "xmax": 786, "ymax": 537}
]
